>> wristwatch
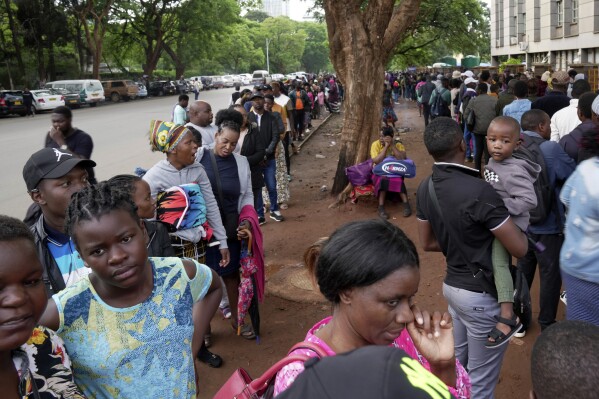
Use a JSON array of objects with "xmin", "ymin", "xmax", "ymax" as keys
[{"xmin": 60, "ymin": 144, "xmax": 68, "ymax": 150}]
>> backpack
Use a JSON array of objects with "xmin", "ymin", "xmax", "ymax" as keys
[
  {"xmin": 155, "ymin": 183, "xmax": 207, "ymax": 232},
  {"xmin": 430, "ymin": 88, "xmax": 450, "ymax": 118},
  {"xmin": 513, "ymin": 135, "xmax": 554, "ymax": 225},
  {"xmin": 213, "ymin": 341, "xmax": 328, "ymax": 399}
]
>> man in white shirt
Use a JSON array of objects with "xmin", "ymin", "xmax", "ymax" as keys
[
  {"xmin": 550, "ymin": 79, "xmax": 591, "ymax": 142},
  {"xmin": 185, "ymin": 100, "xmax": 217, "ymax": 147}
]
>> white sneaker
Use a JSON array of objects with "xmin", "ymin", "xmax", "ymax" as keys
[
  {"xmin": 269, "ymin": 210, "xmax": 284, "ymax": 222},
  {"xmin": 560, "ymin": 291, "xmax": 567, "ymax": 306}
]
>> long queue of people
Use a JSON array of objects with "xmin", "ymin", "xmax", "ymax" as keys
[{"xmin": 2, "ymin": 68, "xmax": 599, "ymax": 399}]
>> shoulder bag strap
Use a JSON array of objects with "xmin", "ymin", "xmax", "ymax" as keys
[
  {"xmin": 427, "ymin": 176, "xmax": 443, "ymax": 216},
  {"xmin": 208, "ymin": 149, "xmax": 225, "ymax": 209},
  {"xmin": 287, "ymin": 341, "xmax": 329, "ymax": 359},
  {"xmin": 247, "ymin": 354, "xmax": 313, "ymax": 392}
]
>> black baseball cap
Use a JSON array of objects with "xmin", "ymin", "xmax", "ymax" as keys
[
  {"xmin": 23, "ymin": 148, "xmax": 96, "ymax": 191},
  {"xmin": 277, "ymin": 346, "xmax": 457, "ymax": 399},
  {"xmin": 250, "ymin": 92, "xmax": 265, "ymax": 100},
  {"xmin": 261, "ymin": 84, "xmax": 273, "ymax": 91}
]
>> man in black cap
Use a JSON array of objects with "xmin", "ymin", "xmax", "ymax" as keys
[
  {"xmin": 22, "ymin": 147, "xmax": 96, "ymax": 297},
  {"xmin": 246, "ymin": 92, "xmax": 282, "ymax": 224},
  {"xmin": 277, "ymin": 346, "xmax": 456, "ymax": 399}
]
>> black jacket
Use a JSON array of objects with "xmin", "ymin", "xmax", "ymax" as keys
[
  {"xmin": 30, "ymin": 215, "xmax": 66, "ymax": 297},
  {"xmin": 247, "ymin": 111, "xmax": 280, "ymax": 160},
  {"xmin": 145, "ymin": 220, "xmax": 175, "ymax": 257},
  {"xmin": 240, "ymin": 122, "xmax": 267, "ymax": 190}
]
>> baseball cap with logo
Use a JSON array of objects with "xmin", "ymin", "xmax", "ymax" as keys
[
  {"xmin": 22, "ymin": 148, "xmax": 96, "ymax": 192},
  {"xmin": 277, "ymin": 346, "xmax": 457, "ymax": 399}
]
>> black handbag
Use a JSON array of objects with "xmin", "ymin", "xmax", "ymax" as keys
[{"xmin": 208, "ymin": 150, "xmax": 239, "ymax": 239}]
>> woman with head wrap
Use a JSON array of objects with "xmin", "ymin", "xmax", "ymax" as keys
[{"xmin": 142, "ymin": 120, "xmax": 229, "ymax": 368}]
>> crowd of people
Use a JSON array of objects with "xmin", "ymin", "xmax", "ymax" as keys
[{"xmin": 1, "ymin": 66, "xmax": 598, "ymax": 399}]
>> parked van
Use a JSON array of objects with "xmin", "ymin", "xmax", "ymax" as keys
[
  {"xmin": 45, "ymin": 79, "xmax": 105, "ymax": 107},
  {"xmin": 251, "ymin": 70, "xmax": 271, "ymax": 85}
]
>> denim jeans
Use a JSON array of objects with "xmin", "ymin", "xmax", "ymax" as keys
[
  {"xmin": 463, "ymin": 125, "xmax": 475, "ymax": 158},
  {"xmin": 255, "ymin": 158, "xmax": 278, "ymax": 217}
]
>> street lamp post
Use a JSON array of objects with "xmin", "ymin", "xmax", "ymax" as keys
[
  {"xmin": 3, "ymin": 61, "xmax": 14, "ymax": 90},
  {"xmin": 266, "ymin": 38, "xmax": 271, "ymax": 74}
]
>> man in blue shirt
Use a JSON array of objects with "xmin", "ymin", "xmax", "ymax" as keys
[
  {"xmin": 22, "ymin": 148, "xmax": 95, "ymax": 296},
  {"xmin": 518, "ymin": 109, "xmax": 576, "ymax": 334}
]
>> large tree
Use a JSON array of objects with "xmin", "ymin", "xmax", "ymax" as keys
[{"xmin": 322, "ymin": 0, "xmax": 422, "ymax": 194}]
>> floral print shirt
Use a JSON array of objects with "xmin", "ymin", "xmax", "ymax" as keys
[
  {"xmin": 12, "ymin": 326, "xmax": 85, "ymax": 398},
  {"xmin": 273, "ymin": 316, "xmax": 471, "ymax": 398}
]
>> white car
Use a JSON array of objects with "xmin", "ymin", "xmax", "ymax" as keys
[
  {"xmin": 271, "ymin": 73, "xmax": 285, "ymax": 81},
  {"xmin": 31, "ymin": 89, "xmax": 65, "ymax": 112},
  {"xmin": 222, "ymin": 75, "xmax": 235, "ymax": 88},
  {"xmin": 238, "ymin": 73, "xmax": 252, "ymax": 85}
]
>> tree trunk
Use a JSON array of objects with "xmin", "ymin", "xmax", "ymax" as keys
[
  {"xmin": 162, "ymin": 43, "xmax": 185, "ymax": 78},
  {"xmin": 322, "ymin": 0, "xmax": 422, "ymax": 195},
  {"xmin": 3, "ymin": 0, "xmax": 25, "ymax": 79},
  {"xmin": 143, "ymin": 40, "xmax": 163, "ymax": 77}
]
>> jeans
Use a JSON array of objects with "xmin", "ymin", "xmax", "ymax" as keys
[
  {"xmin": 255, "ymin": 158, "xmax": 278, "ymax": 217},
  {"xmin": 463, "ymin": 125, "xmax": 475, "ymax": 158},
  {"xmin": 443, "ymin": 284, "xmax": 508, "ymax": 399},
  {"xmin": 282, "ymin": 132, "xmax": 291, "ymax": 175},
  {"xmin": 517, "ymin": 232, "xmax": 564, "ymax": 330},
  {"xmin": 294, "ymin": 109, "xmax": 305, "ymax": 136},
  {"xmin": 193, "ymin": 91, "xmax": 199, "ymax": 101},
  {"xmin": 473, "ymin": 133, "xmax": 489, "ymax": 173}
]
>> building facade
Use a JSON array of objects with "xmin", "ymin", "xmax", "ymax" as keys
[
  {"xmin": 490, "ymin": 0, "xmax": 599, "ymax": 76},
  {"xmin": 261, "ymin": 0, "xmax": 290, "ymax": 18}
]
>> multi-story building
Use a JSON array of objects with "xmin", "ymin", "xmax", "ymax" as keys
[
  {"xmin": 490, "ymin": 0, "xmax": 599, "ymax": 82},
  {"xmin": 261, "ymin": 0, "xmax": 290, "ymax": 18}
]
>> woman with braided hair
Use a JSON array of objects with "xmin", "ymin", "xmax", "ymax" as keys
[{"xmin": 38, "ymin": 182, "xmax": 222, "ymax": 398}]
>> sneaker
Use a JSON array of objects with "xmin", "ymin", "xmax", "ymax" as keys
[
  {"xmin": 560, "ymin": 290, "xmax": 567, "ymax": 306},
  {"xmin": 287, "ymin": 174, "xmax": 292, "ymax": 182},
  {"xmin": 378, "ymin": 206, "xmax": 389, "ymax": 220},
  {"xmin": 258, "ymin": 216, "xmax": 266, "ymax": 225},
  {"xmin": 269, "ymin": 210, "xmax": 284, "ymax": 222},
  {"xmin": 514, "ymin": 329, "xmax": 526, "ymax": 338},
  {"xmin": 219, "ymin": 306, "xmax": 232, "ymax": 319}
]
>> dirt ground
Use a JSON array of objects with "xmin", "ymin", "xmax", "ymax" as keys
[{"xmin": 198, "ymin": 100, "xmax": 565, "ymax": 399}]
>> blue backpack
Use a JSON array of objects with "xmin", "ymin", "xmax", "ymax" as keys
[{"xmin": 373, "ymin": 157, "xmax": 416, "ymax": 178}]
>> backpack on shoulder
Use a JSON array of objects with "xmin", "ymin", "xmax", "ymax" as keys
[
  {"xmin": 513, "ymin": 135, "xmax": 554, "ymax": 225},
  {"xmin": 213, "ymin": 341, "xmax": 328, "ymax": 399},
  {"xmin": 430, "ymin": 89, "xmax": 450, "ymax": 119}
]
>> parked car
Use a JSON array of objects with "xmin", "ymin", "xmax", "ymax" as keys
[
  {"xmin": 188, "ymin": 77, "xmax": 204, "ymax": 91},
  {"xmin": 45, "ymin": 79, "xmax": 104, "ymax": 107},
  {"xmin": 222, "ymin": 75, "xmax": 235, "ymax": 88},
  {"xmin": 30, "ymin": 89, "xmax": 65, "ymax": 112},
  {"xmin": 174, "ymin": 80, "xmax": 190, "ymax": 94},
  {"xmin": 251, "ymin": 70, "xmax": 271, "ymax": 85},
  {"xmin": 211, "ymin": 76, "xmax": 225, "ymax": 89},
  {"xmin": 238, "ymin": 73, "xmax": 252, "ymax": 85},
  {"xmin": 51, "ymin": 88, "xmax": 82, "ymax": 108},
  {"xmin": 0, "ymin": 90, "xmax": 26, "ymax": 117},
  {"xmin": 148, "ymin": 81, "xmax": 177, "ymax": 96},
  {"xmin": 271, "ymin": 73, "xmax": 285, "ymax": 82},
  {"xmin": 101, "ymin": 80, "xmax": 139, "ymax": 102},
  {"xmin": 137, "ymin": 83, "xmax": 148, "ymax": 98},
  {"xmin": 201, "ymin": 76, "xmax": 212, "ymax": 90}
]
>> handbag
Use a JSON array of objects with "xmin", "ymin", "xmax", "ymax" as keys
[
  {"xmin": 466, "ymin": 109, "xmax": 475, "ymax": 131},
  {"xmin": 345, "ymin": 159, "xmax": 373, "ymax": 186},
  {"xmin": 373, "ymin": 157, "xmax": 416, "ymax": 178},
  {"xmin": 208, "ymin": 150, "xmax": 239, "ymax": 239},
  {"xmin": 213, "ymin": 341, "xmax": 328, "ymax": 399}
]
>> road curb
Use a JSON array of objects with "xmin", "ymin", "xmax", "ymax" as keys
[{"xmin": 294, "ymin": 112, "xmax": 335, "ymax": 155}]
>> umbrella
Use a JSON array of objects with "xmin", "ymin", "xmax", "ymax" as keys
[{"xmin": 237, "ymin": 229, "xmax": 261, "ymax": 343}]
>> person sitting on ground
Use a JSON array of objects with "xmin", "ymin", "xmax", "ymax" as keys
[
  {"xmin": 371, "ymin": 126, "xmax": 412, "ymax": 219},
  {"xmin": 273, "ymin": 219, "xmax": 471, "ymax": 398},
  {"xmin": 22, "ymin": 148, "xmax": 96, "ymax": 296},
  {"xmin": 0, "ymin": 215, "xmax": 85, "ymax": 399},
  {"xmin": 502, "ymin": 80, "xmax": 531, "ymax": 124},
  {"xmin": 39, "ymin": 183, "xmax": 222, "ymax": 398},
  {"xmin": 531, "ymin": 320, "xmax": 599, "ymax": 399},
  {"xmin": 483, "ymin": 116, "xmax": 541, "ymax": 347}
]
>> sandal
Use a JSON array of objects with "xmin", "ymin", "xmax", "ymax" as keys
[
  {"xmin": 486, "ymin": 315, "xmax": 522, "ymax": 349},
  {"xmin": 232, "ymin": 323, "xmax": 256, "ymax": 340},
  {"xmin": 197, "ymin": 345, "xmax": 223, "ymax": 368}
]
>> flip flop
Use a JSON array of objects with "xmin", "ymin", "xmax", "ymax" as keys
[
  {"xmin": 486, "ymin": 315, "xmax": 522, "ymax": 349},
  {"xmin": 232, "ymin": 323, "xmax": 256, "ymax": 340}
]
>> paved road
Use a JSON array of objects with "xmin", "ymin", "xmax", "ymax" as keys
[{"xmin": 0, "ymin": 89, "xmax": 237, "ymax": 218}]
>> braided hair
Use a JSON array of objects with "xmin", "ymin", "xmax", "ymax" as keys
[
  {"xmin": 107, "ymin": 174, "xmax": 142, "ymax": 196},
  {"xmin": 65, "ymin": 181, "xmax": 139, "ymax": 244}
]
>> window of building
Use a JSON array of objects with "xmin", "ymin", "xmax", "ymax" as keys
[
  {"xmin": 557, "ymin": 0, "xmax": 563, "ymax": 26},
  {"xmin": 572, "ymin": 0, "xmax": 578, "ymax": 23}
]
